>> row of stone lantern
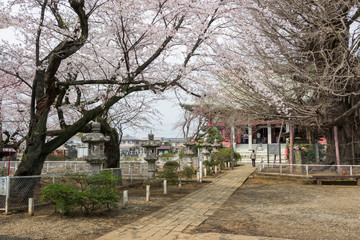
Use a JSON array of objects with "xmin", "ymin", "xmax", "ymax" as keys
[
  {"xmin": 81, "ymin": 123, "xmax": 162, "ymax": 179},
  {"xmin": 81, "ymin": 123, "xmax": 221, "ymax": 178},
  {"xmin": 183, "ymin": 137, "xmax": 221, "ymax": 167}
]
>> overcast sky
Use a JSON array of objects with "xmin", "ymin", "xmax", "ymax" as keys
[{"xmin": 123, "ymin": 92, "xmax": 186, "ymax": 139}]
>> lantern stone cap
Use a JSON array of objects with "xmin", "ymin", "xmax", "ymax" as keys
[
  {"xmin": 141, "ymin": 131, "xmax": 161, "ymax": 148},
  {"xmin": 81, "ymin": 121, "xmax": 110, "ymax": 143},
  {"xmin": 211, "ymin": 139, "xmax": 221, "ymax": 147},
  {"xmin": 184, "ymin": 137, "xmax": 196, "ymax": 147},
  {"xmin": 200, "ymin": 137, "xmax": 211, "ymax": 147}
]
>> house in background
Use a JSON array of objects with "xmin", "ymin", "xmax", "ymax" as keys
[{"xmin": 120, "ymin": 135, "xmax": 145, "ymax": 158}]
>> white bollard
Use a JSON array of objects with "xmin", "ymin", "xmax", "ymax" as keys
[
  {"xmin": 196, "ymin": 172, "xmax": 200, "ymax": 182},
  {"xmin": 146, "ymin": 185, "xmax": 150, "ymax": 201},
  {"xmin": 28, "ymin": 198, "xmax": 34, "ymax": 216},
  {"xmin": 215, "ymin": 165, "xmax": 218, "ymax": 174},
  {"xmin": 178, "ymin": 177, "xmax": 182, "ymax": 189},
  {"xmin": 122, "ymin": 190, "xmax": 128, "ymax": 208},
  {"xmin": 204, "ymin": 168, "xmax": 207, "ymax": 178},
  {"xmin": 164, "ymin": 180, "xmax": 167, "ymax": 195}
]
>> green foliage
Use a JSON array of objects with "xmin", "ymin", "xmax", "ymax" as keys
[
  {"xmin": 212, "ymin": 148, "xmax": 241, "ymax": 164},
  {"xmin": 41, "ymin": 183, "xmax": 79, "ymax": 215},
  {"xmin": 182, "ymin": 166, "xmax": 194, "ymax": 180},
  {"xmin": 161, "ymin": 161, "xmax": 180, "ymax": 185},
  {"xmin": 41, "ymin": 171, "xmax": 120, "ymax": 215},
  {"xmin": 206, "ymin": 166, "xmax": 213, "ymax": 175},
  {"xmin": 204, "ymin": 159, "xmax": 219, "ymax": 167},
  {"xmin": 207, "ymin": 127, "xmax": 225, "ymax": 144},
  {"xmin": 160, "ymin": 152, "xmax": 175, "ymax": 160},
  {"xmin": 46, "ymin": 153, "xmax": 71, "ymax": 161},
  {"xmin": 75, "ymin": 171, "xmax": 120, "ymax": 214},
  {"xmin": 163, "ymin": 161, "xmax": 180, "ymax": 169},
  {"xmin": 299, "ymin": 144, "xmax": 325, "ymax": 163},
  {"xmin": 0, "ymin": 167, "xmax": 7, "ymax": 176}
]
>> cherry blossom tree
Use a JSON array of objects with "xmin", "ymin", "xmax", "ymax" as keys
[
  {"xmin": 0, "ymin": 0, "xmax": 241, "ymax": 176},
  {"xmin": 211, "ymin": 0, "xmax": 360, "ymax": 164}
]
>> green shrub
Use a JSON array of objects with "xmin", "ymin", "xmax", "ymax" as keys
[
  {"xmin": 41, "ymin": 183, "xmax": 79, "ymax": 215},
  {"xmin": 0, "ymin": 167, "xmax": 7, "ymax": 176},
  {"xmin": 211, "ymin": 148, "xmax": 241, "ymax": 164},
  {"xmin": 41, "ymin": 171, "xmax": 120, "ymax": 215},
  {"xmin": 161, "ymin": 161, "xmax": 180, "ymax": 185},
  {"xmin": 160, "ymin": 152, "xmax": 175, "ymax": 161},
  {"xmin": 163, "ymin": 161, "xmax": 180, "ymax": 169},
  {"xmin": 179, "ymin": 152, "xmax": 185, "ymax": 160},
  {"xmin": 76, "ymin": 171, "xmax": 120, "ymax": 214},
  {"xmin": 182, "ymin": 166, "xmax": 194, "ymax": 180}
]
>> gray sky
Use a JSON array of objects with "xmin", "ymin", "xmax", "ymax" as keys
[{"xmin": 123, "ymin": 93, "xmax": 185, "ymax": 139}]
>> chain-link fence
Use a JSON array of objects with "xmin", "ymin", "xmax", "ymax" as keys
[
  {"xmin": 258, "ymin": 163, "xmax": 360, "ymax": 176},
  {"xmin": 0, "ymin": 161, "xmax": 93, "ymax": 176},
  {"xmin": 0, "ymin": 164, "xmax": 148, "ymax": 213}
]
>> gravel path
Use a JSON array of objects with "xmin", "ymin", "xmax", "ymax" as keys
[{"xmin": 195, "ymin": 175, "xmax": 360, "ymax": 240}]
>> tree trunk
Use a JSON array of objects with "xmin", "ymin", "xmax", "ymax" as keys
[
  {"xmin": 99, "ymin": 118, "xmax": 120, "ymax": 168},
  {"xmin": 325, "ymin": 115, "xmax": 360, "ymax": 165}
]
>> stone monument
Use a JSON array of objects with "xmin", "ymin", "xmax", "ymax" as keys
[
  {"xmin": 141, "ymin": 131, "xmax": 161, "ymax": 179},
  {"xmin": 183, "ymin": 137, "xmax": 196, "ymax": 167},
  {"xmin": 200, "ymin": 137, "xmax": 211, "ymax": 162},
  {"xmin": 81, "ymin": 121, "xmax": 110, "ymax": 174}
]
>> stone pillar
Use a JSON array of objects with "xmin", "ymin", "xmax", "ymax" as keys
[
  {"xmin": 315, "ymin": 142, "xmax": 320, "ymax": 162},
  {"xmin": 248, "ymin": 125, "xmax": 253, "ymax": 150},
  {"xmin": 267, "ymin": 122, "xmax": 272, "ymax": 144}
]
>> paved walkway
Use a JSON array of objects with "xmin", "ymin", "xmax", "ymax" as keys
[{"xmin": 98, "ymin": 165, "xmax": 287, "ymax": 240}]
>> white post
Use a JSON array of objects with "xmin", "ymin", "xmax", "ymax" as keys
[
  {"xmin": 267, "ymin": 122, "xmax": 272, "ymax": 144},
  {"xmin": 46, "ymin": 162, "xmax": 49, "ymax": 174},
  {"xmin": 199, "ymin": 160, "xmax": 203, "ymax": 183},
  {"xmin": 214, "ymin": 165, "xmax": 217, "ymax": 174},
  {"xmin": 28, "ymin": 198, "xmax": 34, "ymax": 216},
  {"xmin": 74, "ymin": 162, "xmax": 77, "ymax": 173},
  {"xmin": 350, "ymin": 166, "xmax": 353, "ymax": 176},
  {"xmin": 146, "ymin": 185, "xmax": 150, "ymax": 201},
  {"xmin": 204, "ymin": 168, "xmax": 207, "ymax": 178},
  {"xmin": 178, "ymin": 177, "xmax": 181, "ymax": 189},
  {"xmin": 196, "ymin": 172, "xmax": 200, "ymax": 182},
  {"xmin": 5, "ymin": 176, "xmax": 10, "ymax": 213},
  {"xmin": 130, "ymin": 166, "xmax": 133, "ymax": 183},
  {"xmin": 280, "ymin": 164, "xmax": 282, "ymax": 175},
  {"xmin": 248, "ymin": 125, "xmax": 253, "ymax": 150},
  {"xmin": 306, "ymin": 165, "xmax": 309, "ymax": 176},
  {"xmin": 122, "ymin": 190, "xmax": 128, "ymax": 208},
  {"xmin": 163, "ymin": 180, "xmax": 167, "ymax": 195}
]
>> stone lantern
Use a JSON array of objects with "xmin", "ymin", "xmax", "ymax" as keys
[
  {"xmin": 81, "ymin": 121, "xmax": 110, "ymax": 174},
  {"xmin": 200, "ymin": 137, "xmax": 211, "ymax": 162},
  {"xmin": 141, "ymin": 131, "xmax": 161, "ymax": 179},
  {"xmin": 211, "ymin": 139, "xmax": 221, "ymax": 154},
  {"xmin": 183, "ymin": 137, "xmax": 196, "ymax": 167}
]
